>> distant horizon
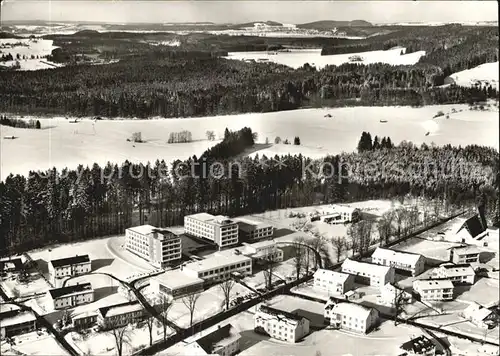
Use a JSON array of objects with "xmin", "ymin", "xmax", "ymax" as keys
[{"xmin": 1, "ymin": 1, "xmax": 498, "ymax": 24}]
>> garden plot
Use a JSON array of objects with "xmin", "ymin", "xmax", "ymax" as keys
[{"xmin": 0, "ymin": 331, "xmax": 69, "ymax": 356}]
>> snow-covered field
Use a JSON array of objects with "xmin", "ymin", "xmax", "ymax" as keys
[
  {"xmin": 448, "ymin": 61, "xmax": 499, "ymax": 89},
  {"xmin": 1, "ymin": 331, "xmax": 69, "ymax": 356},
  {"xmin": 224, "ymin": 47, "xmax": 425, "ymax": 69},
  {"xmin": 0, "ymin": 38, "xmax": 60, "ymax": 71},
  {"xmin": 2, "ymin": 104, "xmax": 497, "ymax": 181}
]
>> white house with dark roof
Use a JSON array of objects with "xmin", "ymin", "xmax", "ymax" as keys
[
  {"xmin": 183, "ymin": 324, "xmax": 241, "ymax": 356},
  {"xmin": 371, "ymin": 247, "xmax": 425, "ymax": 276},
  {"xmin": 48, "ymin": 255, "xmax": 91, "ymax": 284},
  {"xmin": 448, "ymin": 245, "xmax": 482, "ymax": 264},
  {"xmin": 97, "ymin": 300, "xmax": 145, "ymax": 328},
  {"xmin": 324, "ymin": 301, "xmax": 379, "ymax": 334},
  {"xmin": 342, "ymin": 258, "xmax": 395, "ymax": 288},
  {"xmin": 433, "ymin": 263, "xmax": 476, "ymax": 285},
  {"xmin": 125, "ymin": 225, "xmax": 182, "ymax": 268},
  {"xmin": 313, "ymin": 269, "xmax": 355, "ymax": 295},
  {"xmin": 48, "ymin": 282, "xmax": 94, "ymax": 310},
  {"xmin": 413, "ymin": 279, "xmax": 454, "ymax": 301},
  {"xmin": 254, "ymin": 305, "xmax": 310, "ymax": 343}
]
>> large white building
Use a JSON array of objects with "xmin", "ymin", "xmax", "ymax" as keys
[
  {"xmin": 184, "ymin": 324, "xmax": 241, "ymax": 356},
  {"xmin": 125, "ymin": 225, "xmax": 182, "ymax": 268},
  {"xmin": 48, "ymin": 255, "xmax": 91, "ymax": 285},
  {"xmin": 234, "ymin": 217, "xmax": 274, "ymax": 241},
  {"xmin": 150, "ymin": 269, "xmax": 204, "ymax": 300},
  {"xmin": 48, "ymin": 283, "xmax": 94, "ymax": 310},
  {"xmin": 433, "ymin": 264, "xmax": 476, "ymax": 285},
  {"xmin": 254, "ymin": 305, "xmax": 310, "ymax": 343},
  {"xmin": 413, "ymin": 279, "xmax": 454, "ymax": 301},
  {"xmin": 182, "ymin": 253, "xmax": 252, "ymax": 283},
  {"xmin": 342, "ymin": 259, "xmax": 395, "ymax": 287},
  {"xmin": 371, "ymin": 248, "xmax": 425, "ymax": 276},
  {"xmin": 324, "ymin": 300, "xmax": 379, "ymax": 334},
  {"xmin": 448, "ymin": 245, "xmax": 482, "ymax": 264},
  {"xmin": 184, "ymin": 213, "xmax": 239, "ymax": 248},
  {"xmin": 313, "ymin": 269, "xmax": 355, "ymax": 296}
]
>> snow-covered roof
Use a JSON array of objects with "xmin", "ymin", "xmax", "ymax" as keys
[
  {"xmin": 342, "ymin": 258, "xmax": 392, "ymax": 277},
  {"xmin": 154, "ymin": 269, "xmax": 204, "ymax": 289},
  {"xmin": 438, "ymin": 264, "xmax": 475, "ymax": 277},
  {"xmin": 186, "ymin": 213, "xmax": 236, "ymax": 226},
  {"xmin": 463, "ymin": 302, "xmax": 493, "ymax": 321},
  {"xmin": 372, "ymin": 247, "xmax": 422, "ymax": 267},
  {"xmin": 184, "ymin": 253, "xmax": 251, "ymax": 273},
  {"xmin": 126, "ymin": 224, "xmax": 158, "ymax": 235},
  {"xmin": 72, "ymin": 311, "xmax": 98, "ymax": 320},
  {"xmin": 243, "ymin": 239, "xmax": 277, "ymax": 251},
  {"xmin": 329, "ymin": 302, "xmax": 373, "ymax": 320},
  {"xmin": 255, "ymin": 305, "xmax": 306, "ymax": 326},
  {"xmin": 314, "ymin": 269, "xmax": 353, "ymax": 283},
  {"xmin": 0, "ymin": 310, "xmax": 36, "ymax": 328},
  {"xmin": 450, "ymin": 245, "xmax": 482, "ymax": 255},
  {"xmin": 195, "ymin": 324, "xmax": 240, "ymax": 354},
  {"xmin": 413, "ymin": 279, "xmax": 454, "ymax": 290},
  {"xmin": 234, "ymin": 217, "xmax": 272, "ymax": 232},
  {"xmin": 126, "ymin": 225, "xmax": 180, "ymax": 240},
  {"xmin": 99, "ymin": 300, "xmax": 143, "ymax": 318}
]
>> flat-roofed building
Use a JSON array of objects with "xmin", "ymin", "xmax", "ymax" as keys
[
  {"xmin": 319, "ymin": 205, "xmax": 361, "ymax": 224},
  {"xmin": 184, "ymin": 213, "xmax": 239, "ymax": 248},
  {"xmin": 241, "ymin": 240, "xmax": 284, "ymax": 263},
  {"xmin": 254, "ymin": 305, "xmax": 310, "ymax": 343},
  {"xmin": 150, "ymin": 269, "xmax": 204, "ymax": 300},
  {"xmin": 313, "ymin": 269, "xmax": 355, "ymax": 296},
  {"xmin": 342, "ymin": 258, "xmax": 395, "ymax": 287},
  {"xmin": 125, "ymin": 225, "xmax": 182, "ymax": 268},
  {"xmin": 48, "ymin": 255, "xmax": 91, "ymax": 285},
  {"xmin": 184, "ymin": 323, "xmax": 241, "ymax": 356},
  {"xmin": 182, "ymin": 253, "xmax": 252, "ymax": 283},
  {"xmin": 0, "ymin": 304, "xmax": 37, "ymax": 338},
  {"xmin": 234, "ymin": 217, "xmax": 274, "ymax": 241},
  {"xmin": 413, "ymin": 279, "xmax": 454, "ymax": 301},
  {"xmin": 448, "ymin": 245, "xmax": 482, "ymax": 264},
  {"xmin": 377, "ymin": 283, "xmax": 413, "ymax": 307},
  {"xmin": 371, "ymin": 248, "xmax": 425, "ymax": 276},
  {"xmin": 400, "ymin": 335, "xmax": 437, "ymax": 356},
  {"xmin": 461, "ymin": 302, "xmax": 498, "ymax": 329},
  {"xmin": 434, "ymin": 264, "xmax": 476, "ymax": 285},
  {"xmin": 324, "ymin": 301, "xmax": 379, "ymax": 334},
  {"xmin": 98, "ymin": 301, "xmax": 145, "ymax": 329},
  {"xmin": 48, "ymin": 283, "xmax": 94, "ymax": 310}
]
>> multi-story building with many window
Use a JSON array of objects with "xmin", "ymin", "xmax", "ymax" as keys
[
  {"xmin": 371, "ymin": 248, "xmax": 425, "ymax": 276},
  {"xmin": 182, "ymin": 253, "xmax": 252, "ymax": 284},
  {"xmin": 324, "ymin": 300, "xmax": 379, "ymax": 334},
  {"xmin": 313, "ymin": 269, "xmax": 355, "ymax": 296},
  {"xmin": 98, "ymin": 301, "xmax": 145, "ymax": 329},
  {"xmin": 433, "ymin": 263, "xmax": 476, "ymax": 285},
  {"xmin": 254, "ymin": 305, "xmax": 310, "ymax": 343},
  {"xmin": 125, "ymin": 225, "xmax": 182, "ymax": 268},
  {"xmin": 48, "ymin": 255, "xmax": 91, "ymax": 285},
  {"xmin": 234, "ymin": 217, "xmax": 274, "ymax": 241},
  {"xmin": 413, "ymin": 279, "xmax": 454, "ymax": 301},
  {"xmin": 48, "ymin": 283, "xmax": 94, "ymax": 310},
  {"xmin": 184, "ymin": 324, "xmax": 241, "ymax": 356},
  {"xmin": 150, "ymin": 269, "xmax": 204, "ymax": 300},
  {"xmin": 0, "ymin": 304, "xmax": 37, "ymax": 338},
  {"xmin": 342, "ymin": 259, "xmax": 395, "ymax": 288},
  {"xmin": 184, "ymin": 213, "xmax": 239, "ymax": 248},
  {"xmin": 448, "ymin": 245, "xmax": 482, "ymax": 264}
]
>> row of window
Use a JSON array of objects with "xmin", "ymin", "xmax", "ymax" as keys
[{"xmin": 198, "ymin": 261, "xmax": 251, "ymax": 278}]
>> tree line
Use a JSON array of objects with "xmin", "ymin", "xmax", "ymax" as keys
[
  {"xmin": 0, "ymin": 56, "xmax": 497, "ymax": 118},
  {"xmin": 0, "ymin": 126, "xmax": 497, "ymax": 256},
  {"xmin": 357, "ymin": 132, "xmax": 394, "ymax": 152}
]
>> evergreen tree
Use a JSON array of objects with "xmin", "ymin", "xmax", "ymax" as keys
[
  {"xmin": 373, "ymin": 136, "xmax": 380, "ymax": 150},
  {"xmin": 294, "ymin": 136, "xmax": 301, "ymax": 145}
]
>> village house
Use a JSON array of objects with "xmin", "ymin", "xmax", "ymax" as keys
[
  {"xmin": 48, "ymin": 283, "xmax": 94, "ymax": 310},
  {"xmin": 377, "ymin": 283, "xmax": 413, "ymax": 307},
  {"xmin": 98, "ymin": 300, "xmax": 146, "ymax": 329},
  {"xmin": 433, "ymin": 263, "xmax": 476, "ymax": 285},
  {"xmin": 399, "ymin": 335, "xmax": 437, "ymax": 356},
  {"xmin": 324, "ymin": 300, "xmax": 379, "ymax": 334},
  {"xmin": 0, "ymin": 304, "xmax": 37, "ymax": 339},
  {"xmin": 313, "ymin": 269, "xmax": 355, "ymax": 296},
  {"xmin": 342, "ymin": 258, "xmax": 395, "ymax": 288},
  {"xmin": 183, "ymin": 324, "xmax": 241, "ymax": 356},
  {"xmin": 413, "ymin": 279, "xmax": 454, "ymax": 301},
  {"xmin": 448, "ymin": 245, "xmax": 482, "ymax": 264},
  {"xmin": 254, "ymin": 305, "xmax": 310, "ymax": 343},
  {"xmin": 460, "ymin": 302, "xmax": 498, "ymax": 329},
  {"xmin": 371, "ymin": 247, "xmax": 425, "ymax": 276},
  {"xmin": 48, "ymin": 255, "xmax": 91, "ymax": 284}
]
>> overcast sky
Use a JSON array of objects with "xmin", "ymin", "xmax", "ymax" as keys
[{"xmin": 2, "ymin": 1, "xmax": 498, "ymax": 24}]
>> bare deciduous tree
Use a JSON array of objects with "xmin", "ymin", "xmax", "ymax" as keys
[
  {"xmin": 206, "ymin": 130, "xmax": 215, "ymax": 141},
  {"xmin": 378, "ymin": 211, "xmax": 394, "ymax": 246},
  {"xmin": 219, "ymin": 279, "xmax": 235, "ymax": 310},
  {"xmin": 154, "ymin": 294, "xmax": 172, "ymax": 340},
  {"xmin": 104, "ymin": 321, "xmax": 132, "ymax": 356},
  {"xmin": 182, "ymin": 292, "xmax": 201, "ymax": 327},
  {"xmin": 261, "ymin": 250, "xmax": 280, "ymax": 290},
  {"xmin": 144, "ymin": 312, "xmax": 155, "ymax": 346},
  {"xmin": 292, "ymin": 236, "xmax": 306, "ymax": 279},
  {"xmin": 330, "ymin": 236, "xmax": 345, "ymax": 263},
  {"xmin": 307, "ymin": 232, "xmax": 328, "ymax": 269}
]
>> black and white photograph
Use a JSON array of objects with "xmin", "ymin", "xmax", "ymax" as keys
[{"xmin": 0, "ymin": 0, "xmax": 498, "ymax": 355}]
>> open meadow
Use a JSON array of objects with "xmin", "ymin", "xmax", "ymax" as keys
[
  {"xmin": 0, "ymin": 38, "xmax": 60, "ymax": 70},
  {"xmin": 1, "ymin": 103, "xmax": 498, "ymax": 180},
  {"xmin": 448, "ymin": 61, "xmax": 499, "ymax": 89}
]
